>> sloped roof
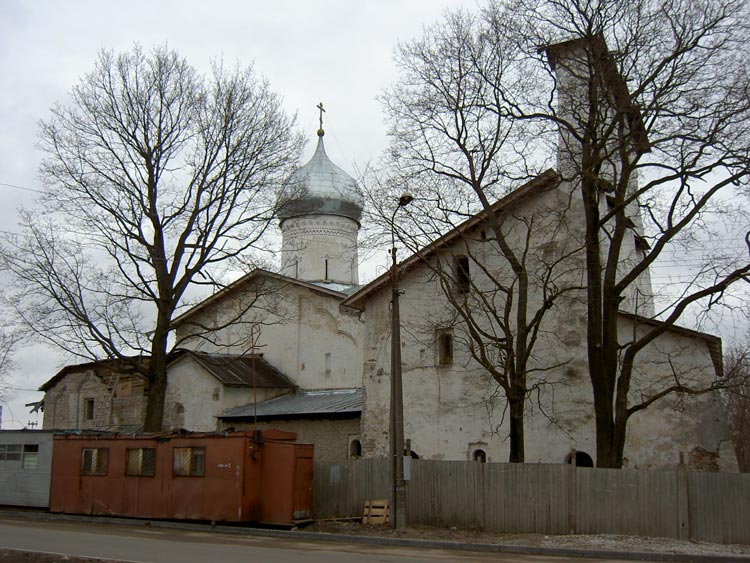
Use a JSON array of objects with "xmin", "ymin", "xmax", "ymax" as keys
[
  {"xmin": 171, "ymin": 350, "xmax": 296, "ymax": 389},
  {"xmin": 278, "ymin": 133, "xmax": 364, "ymax": 224},
  {"xmin": 343, "ymin": 169, "xmax": 560, "ymax": 310},
  {"xmin": 220, "ymin": 388, "xmax": 362, "ymax": 420},
  {"xmin": 172, "ymin": 268, "xmax": 350, "ymax": 327},
  {"xmin": 617, "ymin": 311, "xmax": 723, "ymax": 378},
  {"xmin": 39, "ymin": 357, "xmax": 149, "ymax": 392}
]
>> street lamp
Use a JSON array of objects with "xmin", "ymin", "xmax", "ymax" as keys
[{"xmin": 390, "ymin": 193, "xmax": 412, "ymax": 530}]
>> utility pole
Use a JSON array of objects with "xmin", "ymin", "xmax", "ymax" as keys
[{"xmin": 390, "ymin": 193, "xmax": 412, "ymax": 530}]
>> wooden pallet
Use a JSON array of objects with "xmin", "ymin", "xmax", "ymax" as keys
[{"xmin": 362, "ymin": 499, "xmax": 390, "ymax": 524}]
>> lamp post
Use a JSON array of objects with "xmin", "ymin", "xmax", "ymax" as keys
[{"xmin": 390, "ymin": 193, "xmax": 412, "ymax": 530}]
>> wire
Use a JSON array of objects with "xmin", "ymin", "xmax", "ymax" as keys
[{"xmin": 0, "ymin": 181, "xmax": 43, "ymax": 194}]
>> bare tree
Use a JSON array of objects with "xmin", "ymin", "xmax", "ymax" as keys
[
  {"xmin": 375, "ymin": 10, "xmax": 582, "ymax": 462},
  {"xmin": 494, "ymin": 0, "xmax": 750, "ymax": 466},
  {"xmin": 381, "ymin": 0, "xmax": 750, "ymax": 467},
  {"xmin": 724, "ymin": 339, "xmax": 750, "ymax": 471},
  {"xmin": 0, "ymin": 330, "xmax": 18, "ymax": 406},
  {"xmin": 1, "ymin": 45, "xmax": 303, "ymax": 431}
]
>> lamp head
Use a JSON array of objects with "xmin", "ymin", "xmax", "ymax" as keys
[{"xmin": 398, "ymin": 194, "xmax": 414, "ymax": 207}]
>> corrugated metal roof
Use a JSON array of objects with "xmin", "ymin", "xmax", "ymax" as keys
[
  {"xmin": 220, "ymin": 388, "xmax": 362, "ymax": 420},
  {"xmin": 175, "ymin": 350, "xmax": 296, "ymax": 389}
]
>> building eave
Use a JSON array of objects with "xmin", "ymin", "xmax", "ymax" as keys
[{"xmin": 342, "ymin": 169, "xmax": 560, "ymax": 311}]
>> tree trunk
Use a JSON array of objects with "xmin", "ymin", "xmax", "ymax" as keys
[
  {"xmin": 143, "ymin": 311, "xmax": 171, "ymax": 432},
  {"xmin": 508, "ymin": 394, "xmax": 525, "ymax": 463}
]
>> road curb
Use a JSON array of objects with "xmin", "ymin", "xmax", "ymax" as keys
[{"xmin": 1, "ymin": 509, "xmax": 748, "ymax": 563}]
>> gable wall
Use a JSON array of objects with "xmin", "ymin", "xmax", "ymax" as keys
[
  {"xmin": 358, "ymin": 183, "xmax": 728, "ymax": 469},
  {"xmin": 42, "ymin": 370, "xmax": 146, "ymax": 431},
  {"xmin": 175, "ymin": 278, "xmax": 363, "ymax": 393},
  {"xmin": 163, "ymin": 356, "xmax": 290, "ymax": 431}
]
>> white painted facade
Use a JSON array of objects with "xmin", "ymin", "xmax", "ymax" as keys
[
  {"xmin": 174, "ymin": 273, "xmax": 363, "ymax": 393},
  {"xmin": 345, "ymin": 179, "xmax": 730, "ymax": 469},
  {"xmin": 162, "ymin": 353, "xmax": 291, "ymax": 432}
]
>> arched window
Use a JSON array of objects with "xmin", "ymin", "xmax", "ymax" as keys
[
  {"xmin": 565, "ymin": 450, "xmax": 594, "ymax": 468},
  {"xmin": 437, "ymin": 331, "xmax": 454, "ymax": 365},
  {"xmin": 473, "ymin": 449, "xmax": 487, "ymax": 463},
  {"xmin": 349, "ymin": 439, "xmax": 362, "ymax": 459}
]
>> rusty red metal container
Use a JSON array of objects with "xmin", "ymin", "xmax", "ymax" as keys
[{"xmin": 49, "ymin": 430, "xmax": 313, "ymax": 525}]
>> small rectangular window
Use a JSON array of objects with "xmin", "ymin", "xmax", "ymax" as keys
[
  {"xmin": 173, "ymin": 447, "xmax": 205, "ymax": 477},
  {"xmin": 126, "ymin": 447, "xmax": 156, "ymax": 477},
  {"xmin": 454, "ymin": 256, "xmax": 470, "ymax": 294},
  {"xmin": 22, "ymin": 445, "xmax": 39, "ymax": 470},
  {"xmin": 325, "ymin": 352, "xmax": 332, "ymax": 375},
  {"xmin": 5, "ymin": 444, "xmax": 22, "ymax": 462},
  {"xmin": 83, "ymin": 398, "xmax": 95, "ymax": 421},
  {"xmin": 81, "ymin": 448, "xmax": 109, "ymax": 475},
  {"xmin": 437, "ymin": 331, "xmax": 454, "ymax": 365},
  {"xmin": 0, "ymin": 444, "xmax": 22, "ymax": 463}
]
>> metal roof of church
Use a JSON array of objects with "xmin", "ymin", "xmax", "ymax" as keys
[
  {"xmin": 172, "ymin": 350, "xmax": 296, "ymax": 389},
  {"xmin": 220, "ymin": 388, "xmax": 362, "ymax": 420},
  {"xmin": 278, "ymin": 131, "xmax": 364, "ymax": 224}
]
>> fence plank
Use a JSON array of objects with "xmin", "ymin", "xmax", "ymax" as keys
[
  {"xmin": 576, "ymin": 467, "xmax": 678, "ymax": 538},
  {"xmin": 312, "ymin": 458, "xmax": 750, "ymax": 544},
  {"xmin": 408, "ymin": 460, "xmax": 484, "ymax": 529},
  {"xmin": 688, "ymin": 471, "xmax": 750, "ymax": 544},
  {"xmin": 313, "ymin": 458, "xmax": 390, "ymax": 519}
]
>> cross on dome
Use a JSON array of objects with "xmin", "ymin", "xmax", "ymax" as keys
[{"xmin": 317, "ymin": 102, "xmax": 325, "ymax": 137}]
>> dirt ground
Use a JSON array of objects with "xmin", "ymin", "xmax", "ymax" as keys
[
  {"xmin": 305, "ymin": 520, "xmax": 750, "ymax": 558},
  {"xmin": 0, "ymin": 551, "xmax": 121, "ymax": 562}
]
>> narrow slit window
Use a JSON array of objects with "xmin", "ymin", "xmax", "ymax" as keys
[
  {"xmin": 83, "ymin": 398, "xmax": 95, "ymax": 421},
  {"xmin": 437, "ymin": 331, "xmax": 454, "ymax": 365},
  {"xmin": 455, "ymin": 256, "xmax": 470, "ymax": 294}
]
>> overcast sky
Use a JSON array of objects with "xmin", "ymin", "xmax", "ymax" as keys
[{"xmin": 0, "ymin": 0, "xmax": 472, "ymax": 429}]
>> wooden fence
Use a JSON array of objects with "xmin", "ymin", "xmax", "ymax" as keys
[{"xmin": 313, "ymin": 458, "xmax": 750, "ymax": 545}]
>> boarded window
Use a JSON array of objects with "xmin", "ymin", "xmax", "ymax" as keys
[
  {"xmin": 437, "ymin": 331, "xmax": 454, "ymax": 365},
  {"xmin": 454, "ymin": 255, "xmax": 470, "ymax": 294},
  {"xmin": 173, "ymin": 447, "xmax": 205, "ymax": 477},
  {"xmin": 125, "ymin": 448, "xmax": 156, "ymax": 477},
  {"xmin": 81, "ymin": 448, "xmax": 108, "ymax": 475},
  {"xmin": 83, "ymin": 398, "xmax": 95, "ymax": 421},
  {"xmin": 22, "ymin": 445, "xmax": 39, "ymax": 469}
]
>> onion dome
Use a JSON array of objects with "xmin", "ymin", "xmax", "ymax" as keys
[{"xmin": 278, "ymin": 129, "xmax": 364, "ymax": 224}]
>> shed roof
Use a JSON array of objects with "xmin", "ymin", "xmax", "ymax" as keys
[
  {"xmin": 220, "ymin": 388, "xmax": 362, "ymax": 420},
  {"xmin": 171, "ymin": 350, "xmax": 296, "ymax": 389}
]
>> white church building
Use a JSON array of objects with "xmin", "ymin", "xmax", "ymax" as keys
[{"xmin": 39, "ymin": 39, "xmax": 736, "ymax": 471}]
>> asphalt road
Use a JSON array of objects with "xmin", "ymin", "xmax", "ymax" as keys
[{"xmin": 0, "ymin": 517, "xmax": 650, "ymax": 563}]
